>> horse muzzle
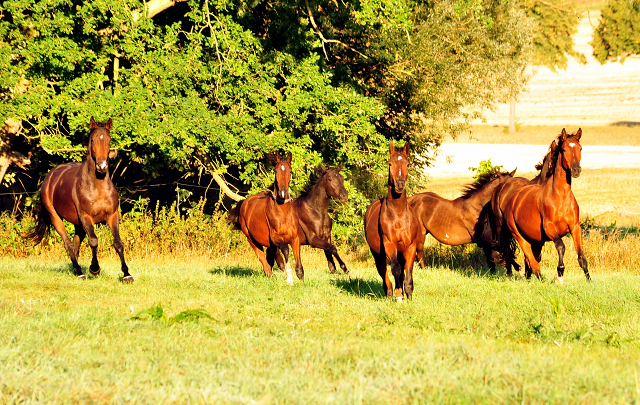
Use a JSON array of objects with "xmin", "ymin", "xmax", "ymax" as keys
[
  {"xmin": 571, "ymin": 165, "xmax": 581, "ymax": 178},
  {"xmin": 339, "ymin": 193, "xmax": 348, "ymax": 203},
  {"xmin": 96, "ymin": 160, "xmax": 109, "ymax": 174},
  {"xmin": 278, "ymin": 189, "xmax": 290, "ymax": 200},
  {"xmin": 394, "ymin": 178, "xmax": 406, "ymax": 193}
]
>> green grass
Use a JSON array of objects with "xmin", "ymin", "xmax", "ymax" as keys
[{"xmin": 2, "ymin": 247, "xmax": 640, "ymax": 404}]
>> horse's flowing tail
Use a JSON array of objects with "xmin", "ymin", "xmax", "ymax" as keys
[
  {"xmin": 227, "ymin": 200, "xmax": 244, "ymax": 230},
  {"xmin": 24, "ymin": 198, "xmax": 51, "ymax": 245}
]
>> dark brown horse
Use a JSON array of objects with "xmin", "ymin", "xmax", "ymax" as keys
[
  {"xmin": 409, "ymin": 167, "xmax": 516, "ymax": 273},
  {"xmin": 26, "ymin": 117, "xmax": 132, "ymax": 282},
  {"xmin": 228, "ymin": 152, "xmax": 302, "ymax": 284},
  {"xmin": 491, "ymin": 141, "xmax": 555, "ymax": 276},
  {"xmin": 364, "ymin": 141, "xmax": 421, "ymax": 301},
  {"xmin": 269, "ymin": 165, "xmax": 350, "ymax": 276},
  {"xmin": 500, "ymin": 128, "xmax": 589, "ymax": 283}
]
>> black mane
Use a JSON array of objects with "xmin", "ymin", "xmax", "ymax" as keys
[
  {"xmin": 460, "ymin": 167, "xmax": 511, "ymax": 199},
  {"xmin": 298, "ymin": 166, "xmax": 333, "ymax": 199}
]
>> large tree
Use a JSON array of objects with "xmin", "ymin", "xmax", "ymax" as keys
[{"xmin": 591, "ymin": 0, "xmax": 640, "ymax": 63}]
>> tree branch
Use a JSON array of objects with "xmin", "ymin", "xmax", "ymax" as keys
[{"xmin": 132, "ymin": 0, "xmax": 189, "ymax": 21}]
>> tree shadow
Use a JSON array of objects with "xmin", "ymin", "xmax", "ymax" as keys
[
  {"xmin": 208, "ymin": 265, "xmax": 260, "ymax": 278},
  {"xmin": 331, "ymin": 276, "xmax": 386, "ymax": 298},
  {"xmin": 419, "ymin": 244, "xmax": 508, "ymax": 278}
]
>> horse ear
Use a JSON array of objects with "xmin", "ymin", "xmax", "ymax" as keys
[
  {"xmin": 509, "ymin": 168, "xmax": 517, "ymax": 176},
  {"xmin": 403, "ymin": 142, "xmax": 410, "ymax": 156},
  {"xmin": 389, "ymin": 141, "xmax": 395, "ymax": 155},
  {"xmin": 90, "ymin": 117, "xmax": 97, "ymax": 129},
  {"xmin": 336, "ymin": 163, "xmax": 343, "ymax": 172},
  {"xmin": 560, "ymin": 128, "xmax": 567, "ymax": 141},
  {"xmin": 108, "ymin": 149, "xmax": 118, "ymax": 159},
  {"xmin": 105, "ymin": 118, "xmax": 112, "ymax": 130},
  {"xmin": 285, "ymin": 151, "xmax": 292, "ymax": 163},
  {"xmin": 575, "ymin": 128, "xmax": 582, "ymax": 140}
]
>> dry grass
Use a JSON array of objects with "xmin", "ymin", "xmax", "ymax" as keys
[{"xmin": 448, "ymin": 125, "xmax": 640, "ymax": 146}]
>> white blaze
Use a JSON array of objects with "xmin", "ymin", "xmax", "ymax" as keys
[{"xmin": 281, "ymin": 165, "xmax": 285, "ymax": 171}]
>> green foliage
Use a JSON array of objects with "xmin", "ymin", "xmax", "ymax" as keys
[
  {"xmin": 468, "ymin": 158, "xmax": 504, "ymax": 180},
  {"xmin": 591, "ymin": 0, "xmax": 640, "ymax": 64},
  {"xmin": 522, "ymin": 0, "xmax": 586, "ymax": 71}
]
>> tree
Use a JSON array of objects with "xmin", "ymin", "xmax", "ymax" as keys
[{"xmin": 591, "ymin": 0, "xmax": 640, "ymax": 64}]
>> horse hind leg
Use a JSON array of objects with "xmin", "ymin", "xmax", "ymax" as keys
[
  {"xmin": 372, "ymin": 249, "xmax": 391, "ymax": 298},
  {"xmin": 266, "ymin": 246, "xmax": 285, "ymax": 271},
  {"xmin": 48, "ymin": 210, "xmax": 83, "ymax": 278}
]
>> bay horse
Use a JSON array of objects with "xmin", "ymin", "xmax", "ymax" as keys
[
  {"xmin": 269, "ymin": 165, "xmax": 350, "ymax": 276},
  {"xmin": 408, "ymin": 167, "xmax": 516, "ymax": 273},
  {"xmin": 500, "ymin": 128, "xmax": 589, "ymax": 283},
  {"xmin": 25, "ymin": 117, "xmax": 133, "ymax": 282},
  {"xmin": 490, "ymin": 141, "xmax": 555, "ymax": 276},
  {"xmin": 227, "ymin": 152, "xmax": 302, "ymax": 285},
  {"xmin": 364, "ymin": 141, "xmax": 421, "ymax": 301}
]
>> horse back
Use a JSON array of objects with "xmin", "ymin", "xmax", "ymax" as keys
[{"xmin": 41, "ymin": 163, "xmax": 83, "ymax": 225}]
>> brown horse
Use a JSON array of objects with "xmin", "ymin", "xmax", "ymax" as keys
[
  {"xmin": 364, "ymin": 141, "xmax": 421, "ymax": 301},
  {"xmin": 228, "ymin": 152, "xmax": 302, "ymax": 284},
  {"xmin": 500, "ymin": 128, "xmax": 589, "ymax": 283},
  {"xmin": 409, "ymin": 167, "xmax": 516, "ymax": 273},
  {"xmin": 269, "ymin": 165, "xmax": 350, "ymax": 276},
  {"xmin": 26, "ymin": 117, "xmax": 132, "ymax": 282},
  {"xmin": 490, "ymin": 146, "xmax": 555, "ymax": 276}
]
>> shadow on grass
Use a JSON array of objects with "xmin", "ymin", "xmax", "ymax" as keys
[
  {"xmin": 422, "ymin": 244, "xmax": 508, "ymax": 278},
  {"xmin": 208, "ymin": 265, "xmax": 260, "ymax": 278},
  {"xmin": 28, "ymin": 262, "xmax": 75, "ymax": 276},
  {"xmin": 332, "ymin": 276, "xmax": 386, "ymax": 299}
]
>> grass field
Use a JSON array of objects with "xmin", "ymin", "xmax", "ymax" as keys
[{"xmin": 2, "ymin": 248, "xmax": 640, "ymax": 404}]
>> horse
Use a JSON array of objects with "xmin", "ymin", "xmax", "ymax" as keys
[
  {"xmin": 490, "ymin": 145, "xmax": 554, "ymax": 276},
  {"xmin": 25, "ymin": 117, "xmax": 133, "ymax": 282},
  {"xmin": 408, "ymin": 167, "xmax": 516, "ymax": 273},
  {"xmin": 269, "ymin": 164, "xmax": 350, "ymax": 276},
  {"xmin": 364, "ymin": 141, "xmax": 421, "ymax": 301},
  {"xmin": 227, "ymin": 152, "xmax": 302, "ymax": 285},
  {"xmin": 500, "ymin": 128, "xmax": 589, "ymax": 283}
]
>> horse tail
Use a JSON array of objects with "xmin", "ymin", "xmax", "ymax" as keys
[
  {"xmin": 227, "ymin": 200, "xmax": 244, "ymax": 231},
  {"xmin": 495, "ymin": 213, "xmax": 518, "ymax": 268},
  {"xmin": 23, "ymin": 198, "xmax": 51, "ymax": 245}
]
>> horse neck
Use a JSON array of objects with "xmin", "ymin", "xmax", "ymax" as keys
[
  {"xmin": 546, "ymin": 155, "xmax": 572, "ymax": 195},
  {"xmin": 300, "ymin": 179, "xmax": 330, "ymax": 210},
  {"xmin": 386, "ymin": 185, "xmax": 409, "ymax": 210},
  {"xmin": 81, "ymin": 151, "xmax": 108, "ymax": 183},
  {"xmin": 459, "ymin": 179, "xmax": 501, "ymax": 206}
]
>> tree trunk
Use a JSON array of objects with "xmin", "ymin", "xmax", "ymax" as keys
[
  {"xmin": 132, "ymin": 0, "xmax": 188, "ymax": 20},
  {"xmin": 509, "ymin": 97, "xmax": 516, "ymax": 134}
]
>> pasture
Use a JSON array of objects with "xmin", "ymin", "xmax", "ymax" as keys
[{"xmin": 2, "ymin": 126, "xmax": 640, "ymax": 403}]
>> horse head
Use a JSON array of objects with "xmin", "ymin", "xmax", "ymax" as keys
[
  {"xmin": 88, "ymin": 117, "xmax": 114, "ymax": 175},
  {"xmin": 268, "ymin": 151, "xmax": 293, "ymax": 201},
  {"xmin": 319, "ymin": 164, "xmax": 348, "ymax": 203},
  {"xmin": 558, "ymin": 128, "xmax": 583, "ymax": 178},
  {"xmin": 388, "ymin": 141, "xmax": 410, "ymax": 194}
]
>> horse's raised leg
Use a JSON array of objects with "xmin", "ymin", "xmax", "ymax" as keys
[
  {"xmin": 105, "ymin": 211, "xmax": 132, "ymax": 282},
  {"xmin": 371, "ymin": 249, "xmax": 391, "ymax": 298},
  {"xmin": 323, "ymin": 249, "xmax": 338, "ymax": 274},
  {"xmin": 570, "ymin": 223, "xmax": 590, "ymax": 281},
  {"xmin": 278, "ymin": 242, "xmax": 295, "ymax": 285},
  {"xmin": 47, "ymin": 208, "xmax": 83, "ymax": 278},
  {"xmin": 308, "ymin": 235, "xmax": 349, "ymax": 276}
]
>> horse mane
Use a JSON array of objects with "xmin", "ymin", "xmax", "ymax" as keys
[
  {"xmin": 460, "ymin": 167, "xmax": 511, "ymax": 199},
  {"xmin": 298, "ymin": 165, "xmax": 332, "ymax": 199}
]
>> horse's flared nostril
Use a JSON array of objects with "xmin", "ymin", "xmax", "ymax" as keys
[{"xmin": 571, "ymin": 166, "xmax": 581, "ymax": 178}]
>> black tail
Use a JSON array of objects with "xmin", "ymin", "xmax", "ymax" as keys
[
  {"xmin": 227, "ymin": 200, "xmax": 244, "ymax": 231},
  {"xmin": 23, "ymin": 198, "xmax": 51, "ymax": 245}
]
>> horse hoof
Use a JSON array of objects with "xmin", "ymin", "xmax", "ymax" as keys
[
  {"xmin": 286, "ymin": 279, "xmax": 294, "ymax": 286},
  {"xmin": 77, "ymin": 274, "xmax": 86, "ymax": 280},
  {"xmin": 122, "ymin": 275, "xmax": 134, "ymax": 283},
  {"xmin": 89, "ymin": 268, "xmax": 101, "ymax": 276},
  {"xmin": 554, "ymin": 276, "xmax": 564, "ymax": 285},
  {"xmin": 396, "ymin": 296, "xmax": 404, "ymax": 303}
]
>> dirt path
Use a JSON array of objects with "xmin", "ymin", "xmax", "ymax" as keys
[{"xmin": 475, "ymin": 11, "xmax": 640, "ymax": 127}]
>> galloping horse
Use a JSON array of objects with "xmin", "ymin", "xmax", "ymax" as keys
[
  {"xmin": 409, "ymin": 167, "xmax": 516, "ymax": 273},
  {"xmin": 228, "ymin": 152, "xmax": 302, "ymax": 285},
  {"xmin": 269, "ymin": 165, "xmax": 350, "ymax": 276},
  {"xmin": 500, "ymin": 128, "xmax": 589, "ymax": 283},
  {"xmin": 364, "ymin": 141, "xmax": 421, "ymax": 301},
  {"xmin": 26, "ymin": 117, "xmax": 133, "ymax": 282}
]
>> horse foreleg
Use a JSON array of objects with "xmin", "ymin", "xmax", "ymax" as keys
[
  {"xmin": 277, "ymin": 242, "xmax": 295, "ymax": 285},
  {"xmin": 402, "ymin": 245, "xmax": 417, "ymax": 300},
  {"xmin": 290, "ymin": 235, "xmax": 304, "ymax": 282},
  {"xmin": 570, "ymin": 224, "xmax": 590, "ymax": 281},
  {"xmin": 266, "ymin": 246, "xmax": 285, "ymax": 271},
  {"xmin": 415, "ymin": 228, "xmax": 427, "ymax": 269},
  {"xmin": 48, "ymin": 211, "xmax": 83, "ymax": 278},
  {"xmin": 383, "ymin": 240, "xmax": 404, "ymax": 302},
  {"xmin": 551, "ymin": 237, "xmax": 566, "ymax": 284},
  {"xmin": 79, "ymin": 213, "xmax": 102, "ymax": 278},
  {"xmin": 308, "ymin": 235, "xmax": 349, "ymax": 276},
  {"xmin": 105, "ymin": 211, "xmax": 132, "ymax": 282}
]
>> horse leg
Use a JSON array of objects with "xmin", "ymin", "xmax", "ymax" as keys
[
  {"xmin": 416, "ymin": 228, "xmax": 427, "ymax": 269},
  {"xmin": 402, "ymin": 245, "xmax": 418, "ymax": 300},
  {"xmin": 383, "ymin": 240, "xmax": 404, "ymax": 302},
  {"xmin": 78, "ymin": 213, "xmax": 102, "ymax": 278},
  {"xmin": 570, "ymin": 223, "xmax": 590, "ymax": 281},
  {"xmin": 551, "ymin": 237, "xmax": 566, "ymax": 284},
  {"xmin": 73, "ymin": 225, "xmax": 86, "ymax": 261},
  {"xmin": 324, "ymin": 249, "xmax": 338, "ymax": 274},
  {"xmin": 480, "ymin": 242, "xmax": 496, "ymax": 274},
  {"xmin": 47, "ymin": 209, "xmax": 83, "ymax": 278},
  {"xmin": 308, "ymin": 235, "xmax": 349, "ymax": 276},
  {"xmin": 371, "ymin": 249, "xmax": 391, "ymax": 298},
  {"xmin": 278, "ymin": 242, "xmax": 295, "ymax": 285},
  {"xmin": 266, "ymin": 246, "xmax": 285, "ymax": 271},
  {"xmin": 290, "ymin": 235, "xmax": 304, "ymax": 282},
  {"xmin": 514, "ymin": 235, "xmax": 543, "ymax": 280},
  {"xmin": 105, "ymin": 212, "xmax": 133, "ymax": 282}
]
